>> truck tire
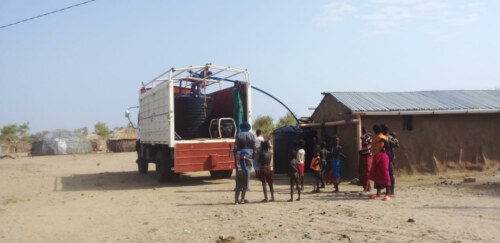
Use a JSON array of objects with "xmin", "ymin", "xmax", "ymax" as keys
[
  {"xmin": 209, "ymin": 170, "xmax": 233, "ymax": 179},
  {"xmin": 155, "ymin": 148, "xmax": 178, "ymax": 182},
  {"xmin": 136, "ymin": 141, "xmax": 148, "ymax": 173},
  {"xmin": 137, "ymin": 158, "xmax": 148, "ymax": 174}
]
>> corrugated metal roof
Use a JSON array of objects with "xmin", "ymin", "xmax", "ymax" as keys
[{"xmin": 328, "ymin": 90, "xmax": 500, "ymax": 112}]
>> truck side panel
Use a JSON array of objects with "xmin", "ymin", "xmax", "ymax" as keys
[
  {"xmin": 174, "ymin": 141, "xmax": 235, "ymax": 172},
  {"xmin": 138, "ymin": 81, "xmax": 174, "ymax": 145}
]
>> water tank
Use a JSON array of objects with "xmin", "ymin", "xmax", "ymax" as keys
[
  {"xmin": 174, "ymin": 94, "xmax": 213, "ymax": 139},
  {"xmin": 272, "ymin": 125, "xmax": 305, "ymax": 174}
]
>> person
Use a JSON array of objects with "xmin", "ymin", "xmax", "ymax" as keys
[
  {"xmin": 234, "ymin": 121, "xmax": 256, "ymax": 191},
  {"xmin": 318, "ymin": 141, "xmax": 329, "ymax": 188},
  {"xmin": 373, "ymin": 124, "xmax": 388, "ymax": 155},
  {"xmin": 296, "ymin": 139, "xmax": 306, "ymax": 190},
  {"xmin": 310, "ymin": 151, "xmax": 321, "ymax": 193},
  {"xmin": 258, "ymin": 141, "xmax": 274, "ymax": 202},
  {"xmin": 253, "ymin": 129, "xmax": 265, "ymax": 178},
  {"xmin": 358, "ymin": 127, "xmax": 373, "ymax": 191},
  {"xmin": 200, "ymin": 66, "xmax": 212, "ymax": 79},
  {"xmin": 234, "ymin": 140, "xmax": 250, "ymax": 204},
  {"xmin": 288, "ymin": 150, "xmax": 301, "ymax": 201},
  {"xmin": 190, "ymin": 67, "xmax": 211, "ymax": 95},
  {"xmin": 369, "ymin": 140, "xmax": 391, "ymax": 201},
  {"xmin": 330, "ymin": 136, "xmax": 347, "ymax": 193},
  {"xmin": 190, "ymin": 81, "xmax": 202, "ymax": 94},
  {"xmin": 387, "ymin": 131, "xmax": 400, "ymax": 196}
]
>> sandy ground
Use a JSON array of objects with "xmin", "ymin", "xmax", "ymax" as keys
[{"xmin": 0, "ymin": 152, "xmax": 499, "ymax": 243}]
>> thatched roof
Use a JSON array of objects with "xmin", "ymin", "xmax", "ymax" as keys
[
  {"xmin": 108, "ymin": 128, "xmax": 137, "ymax": 140},
  {"xmin": 87, "ymin": 134, "xmax": 104, "ymax": 141}
]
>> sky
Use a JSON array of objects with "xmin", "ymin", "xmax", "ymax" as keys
[{"xmin": 1, "ymin": 0, "xmax": 499, "ymax": 133}]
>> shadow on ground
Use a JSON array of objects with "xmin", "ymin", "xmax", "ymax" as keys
[
  {"xmin": 470, "ymin": 181, "xmax": 500, "ymax": 197},
  {"xmin": 56, "ymin": 171, "xmax": 229, "ymax": 192}
]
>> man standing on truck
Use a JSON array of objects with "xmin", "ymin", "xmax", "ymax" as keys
[{"xmin": 234, "ymin": 121, "xmax": 256, "ymax": 191}]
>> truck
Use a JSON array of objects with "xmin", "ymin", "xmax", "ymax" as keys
[{"xmin": 128, "ymin": 64, "xmax": 252, "ymax": 182}]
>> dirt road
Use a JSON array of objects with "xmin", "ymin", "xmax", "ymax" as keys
[{"xmin": 1, "ymin": 152, "xmax": 499, "ymax": 242}]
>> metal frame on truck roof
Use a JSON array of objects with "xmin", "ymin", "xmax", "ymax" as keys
[{"xmin": 141, "ymin": 64, "xmax": 251, "ymax": 91}]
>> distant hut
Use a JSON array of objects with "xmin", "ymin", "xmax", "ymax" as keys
[
  {"xmin": 31, "ymin": 129, "xmax": 92, "ymax": 156},
  {"xmin": 107, "ymin": 128, "xmax": 137, "ymax": 152},
  {"xmin": 87, "ymin": 134, "xmax": 107, "ymax": 152}
]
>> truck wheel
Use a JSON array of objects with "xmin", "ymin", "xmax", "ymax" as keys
[
  {"xmin": 136, "ymin": 141, "xmax": 147, "ymax": 173},
  {"xmin": 137, "ymin": 158, "xmax": 148, "ymax": 174},
  {"xmin": 156, "ymin": 149, "xmax": 178, "ymax": 182},
  {"xmin": 220, "ymin": 170, "xmax": 233, "ymax": 178},
  {"xmin": 210, "ymin": 170, "xmax": 233, "ymax": 179}
]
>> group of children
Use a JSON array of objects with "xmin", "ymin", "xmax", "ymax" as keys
[
  {"xmin": 288, "ymin": 124, "xmax": 399, "ymax": 202},
  {"xmin": 234, "ymin": 122, "xmax": 399, "ymax": 204},
  {"xmin": 289, "ymin": 137, "xmax": 347, "ymax": 201}
]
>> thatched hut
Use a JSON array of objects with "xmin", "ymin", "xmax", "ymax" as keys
[
  {"xmin": 87, "ymin": 134, "xmax": 107, "ymax": 152},
  {"xmin": 31, "ymin": 129, "xmax": 92, "ymax": 156},
  {"xmin": 107, "ymin": 128, "xmax": 137, "ymax": 152}
]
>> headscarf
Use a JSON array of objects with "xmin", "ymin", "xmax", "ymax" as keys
[{"xmin": 239, "ymin": 121, "xmax": 251, "ymax": 132}]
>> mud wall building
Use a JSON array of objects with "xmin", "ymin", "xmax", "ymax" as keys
[{"xmin": 305, "ymin": 90, "xmax": 500, "ymax": 178}]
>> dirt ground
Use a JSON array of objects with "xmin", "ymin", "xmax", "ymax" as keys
[{"xmin": 0, "ymin": 152, "xmax": 499, "ymax": 243}]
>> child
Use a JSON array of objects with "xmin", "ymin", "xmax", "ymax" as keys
[
  {"xmin": 358, "ymin": 127, "xmax": 373, "ymax": 191},
  {"xmin": 259, "ymin": 141, "xmax": 274, "ymax": 202},
  {"xmin": 369, "ymin": 140, "xmax": 391, "ymax": 201},
  {"xmin": 330, "ymin": 136, "xmax": 347, "ymax": 193},
  {"xmin": 319, "ymin": 142, "xmax": 329, "ymax": 188},
  {"xmin": 310, "ymin": 151, "xmax": 321, "ymax": 193},
  {"xmin": 234, "ymin": 140, "xmax": 250, "ymax": 204},
  {"xmin": 288, "ymin": 150, "xmax": 301, "ymax": 201},
  {"xmin": 388, "ymin": 131, "xmax": 400, "ymax": 196},
  {"xmin": 296, "ymin": 140, "xmax": 306, "ymax": 190}
]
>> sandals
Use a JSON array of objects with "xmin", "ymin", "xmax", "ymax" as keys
[
  {"xmin": 370, "ymin": 194, "xmax": 380, "ymax": 199},
  {"xmin": 382, "ymin": 195, "xmax": 391, "ymax": 201}
]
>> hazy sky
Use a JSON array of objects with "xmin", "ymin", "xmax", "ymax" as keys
[{"xmin": 1, "ymin": 0, "xmax": 499, "ymax": 133}]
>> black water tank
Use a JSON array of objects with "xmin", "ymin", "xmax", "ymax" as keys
[
  {"xmin": 174, "ymin": 94, "xmax": 213, "ymax": 139},
  {"xmin": 272, "ymin": 125, "xmax": 305, "ymax": 174}
]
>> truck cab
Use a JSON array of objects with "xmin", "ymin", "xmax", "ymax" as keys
[{"xmin": 134, "ymin": 64, "xmax": 252, "ymax": 182}]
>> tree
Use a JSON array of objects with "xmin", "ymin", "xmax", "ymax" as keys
[
  {"xmin": 0, "ymin": 122, "xmax": 30, "ymax": 153},
  {"xmin": 276, "ymin": 112, "xmax": 297, "ymax": 128},
  {"xmin": 252, "ymin": 115, "xmax": 275, "ymax": 136},
  {"xmin": 94, "ymin": 122, "xmax": 111, "ymax": 138}
]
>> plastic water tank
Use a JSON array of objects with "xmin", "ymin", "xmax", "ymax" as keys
[{"xmin": 174, "ymin": 94, "xmax": 213, "ymax": 139}]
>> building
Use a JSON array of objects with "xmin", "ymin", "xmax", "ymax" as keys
[{"xmin": 304, "ymin": 90, "xmax": 500, "ymax": 178}]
